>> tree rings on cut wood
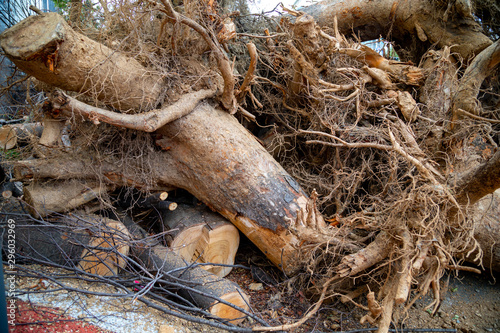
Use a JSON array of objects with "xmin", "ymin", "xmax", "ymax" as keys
[
  {"xmin": 78, "ymin": 217, "xmax": 130, "ymax": 277},
  {"xmin": 162, "ymin": 204, "xmax": 239, "ymax": 278},
  {"xmin": 209, "ymin": 290, "xmax": 250, "ymax": 324}
]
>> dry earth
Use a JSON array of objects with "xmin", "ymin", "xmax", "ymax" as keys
[{"xmin": 5, "ymin": 247, "xmax": 499, "ymax": 333}]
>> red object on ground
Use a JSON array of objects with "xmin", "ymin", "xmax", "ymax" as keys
[{"xmin": 9, "ymin": 300, "xmax": 112, "ymax": 333}]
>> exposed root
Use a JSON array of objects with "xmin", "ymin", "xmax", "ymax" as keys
[{"xmin": 50, "ymin": 89, "xmax": 216, "ymax": 132}]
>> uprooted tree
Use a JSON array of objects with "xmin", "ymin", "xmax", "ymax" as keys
[{"xmin": 0, "ymin": 0, "xmax": 499, "ymax": 331}]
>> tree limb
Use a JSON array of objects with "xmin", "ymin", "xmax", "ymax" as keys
[{"xmin": 50, "ymin": 89, "xmax": 216, "ymax": 132}]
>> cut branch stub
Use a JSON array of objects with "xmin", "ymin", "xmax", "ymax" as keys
[{"xmin": 0, "ymin": 12, "xmax": 163, "ymax": 112}]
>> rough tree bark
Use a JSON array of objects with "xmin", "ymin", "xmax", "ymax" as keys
[
  {"xmin": 303, "ymin": 0, "xmax": 492, "ymax": 62},
  {"xmin": 452, "ymin": 40, "xmax": 500, "ymax": 118},
  {"xmin": 0, "ymin": 12, "xmax": 163, "ymax": 112}
]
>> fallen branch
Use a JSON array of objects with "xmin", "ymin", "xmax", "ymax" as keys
[{"xmin": 50, "ymin": 89, "xmax": 216, "ymax": 132}]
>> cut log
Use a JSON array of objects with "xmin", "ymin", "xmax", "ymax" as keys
[
  {"xmin": 78, "ymin": 216, "xmax": 130, "ymax": 277},
  {"xmin": 10, "ymin": 158, "xmax": 175, "ymax": 192},
  {"xmin": 118, "ymin": 212, "xmax": 250, "ymax": 323},
  {"xmin": 0, "ymin": 123, "xmax": 43, "ymax": 150},
  {"xmin": 162, "ymin": 204, "xmax": 240, "ymax": 278},
  {"xmin": 1, "ymin": 209, "xmax": 126, "ymax": 277},
  {"xmin": 0, "ymin": 211, "xmax": 250, "ymax": 323},
  {"xmin": 23, "ymin": 179, "xmax": 112, "ymax": 217},
  {"xmin": 0, "ymin": 12, "xmax": 163, "ymax": 112},
  {"xmin": 0, "ymin": 210, "xmax": 90, "ymax": 267}
]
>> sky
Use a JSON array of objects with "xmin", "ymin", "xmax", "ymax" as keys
[{"xmin": 248, "ymin": 0, "xmax": 313, "ymax": 14}]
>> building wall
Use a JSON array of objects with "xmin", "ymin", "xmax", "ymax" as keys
[{"xmin": 1, "ymin": 0, "xmax": 56, "ymax": 32}]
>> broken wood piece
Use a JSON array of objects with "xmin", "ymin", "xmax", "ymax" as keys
[
  {"xmin": 363, "ymin": 66, "xmax": 393, "ymax": 90},
  {"xmin": 0, "ymin": 123, "xmax": 43, "ymax": 150},
  {"xmin": 162, "ymin": 204, "xmax": 240, "ymax": 278},
  {"xmin": 340, "ymin": 45, "xmax": 425, "ymax": 86},
  {"xmin": 78, "ymin": 216, "xmax": 130, "ymax": 277},
  {"xmin": 396, "ymin": 91, "xmax": 419, "ymax": 122},
  {"xmin": 23, "ymin": 179, "xmax": 112, "ymax": 217},
  {"xmin": 336, "ymin": 232, "xmax": 393, "ymax": 277},
  {"xmin": 39, "ymin": 115, "xmax": 66, "ymax": 147}
]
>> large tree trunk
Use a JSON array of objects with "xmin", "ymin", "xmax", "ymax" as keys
[
  {"xmin": 0, "ymin": 12, "xmax": 316, "ymax": 276},
  {"xmin": 303, "ymin": 0, "xmax": 492, "ymax": 62}
]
